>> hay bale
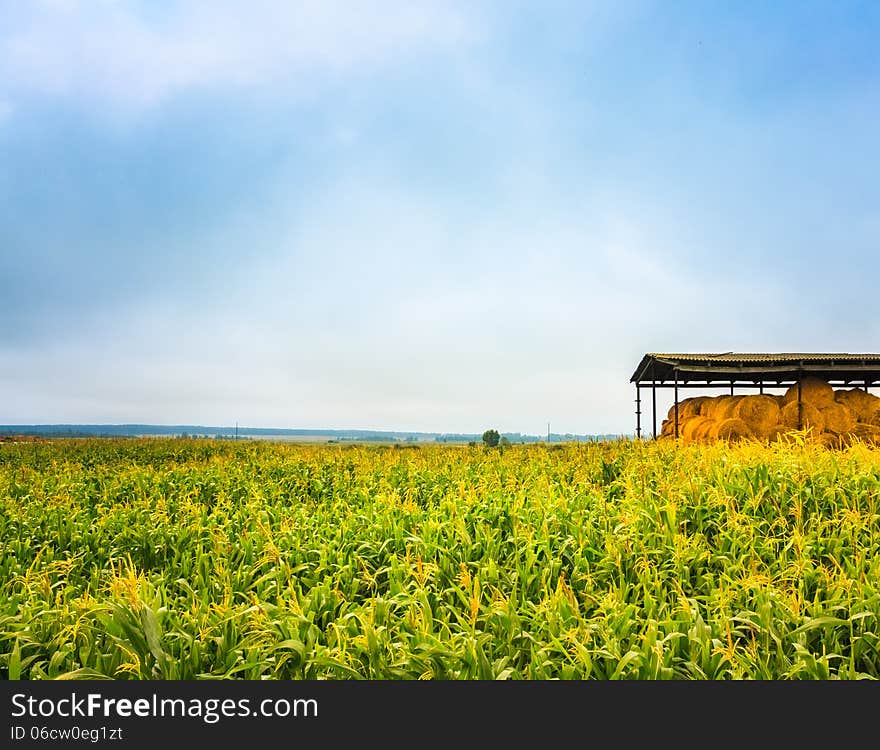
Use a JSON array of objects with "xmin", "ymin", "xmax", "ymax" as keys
[
  {"xmin": 817, "ymin": 433, "xmax": 843, "ymax": 449},
  {"xmin": 819, "ymin": 402, "xmax": 855, "ymax": 435},
  {"xmin": 683, "ymin": 396, "xmax": 711, "ymax": 419},
  {"xmin": 675, "ymin": 415, "xmax": 692, "ymax": 441},
  {"xmin": 834, "ymin": 388, "xmax": 864, "ymax": 410},
  {"xmin": 747, "ymin": 421, "xmax": 779, "ymax": 441},
  {"xmin": 833, "ymin": 388, "xmax": 877, "ymax": 419},
  {"xmin": 714, "ymin": 395, "xmax": 745, "ymax": 421},
  {"xmin": 692, "ymin": 419, "xmax": 717, "ymax": 441},
  {"xmin": 780, "ymin": 401, "xmax": 825, "ymax": 433},
  {"xmin": 666, "ymin": 397, "xmax": 711, "ymax": 422},
  {"xmin": 716, "ymin": 418, "xmax": 753, "ymax": 441},
  {"xmin": 857, "ymin": 394, "xmax": 880, "ymax": 423},
  {"xmin": 699, "ymin": 397, "xmax": 720, "ymax": 418},
  {"xmin": 766, "ymin": 425, "xmax": 786, "ymax": 443},
  {"xmin": 782, "ymin": 378, "xmax": 834, "ymax": 408},
  {"xmin": 681, "ymin": 415, "xmax": 713, "ymax": 444},
  {"xmin": 716, "ymin": 418, "xmax": 753, "ymax": 442},
  {"xmin": 660, "ymin": 416, "xmax": 687, "ymax": 438},
  {"xmin": 701, "ymin": 396, "xmax": 726, "ymax": 419},
  {"xmin": 662, "ymin": 398, "xmax": 710, "ymax": 437},
  {"xmin": 848, "ymin": 423, "xmax": 880, "ymax": 444},
  {"xmin": 733, "ymin": 395, "xmax": 781, "ymax": 433},
  {"xmin": 665, "ymin": 398, "xmax": 688, "ymax": 422}
]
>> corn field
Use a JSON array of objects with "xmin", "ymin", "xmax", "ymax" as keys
[{"xmin": 1, "ymin": 438, "xmax": 879, "ymax": 679}]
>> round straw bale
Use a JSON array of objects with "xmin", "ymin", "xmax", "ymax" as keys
[
  {"xmin": 661, "ymin": 415, "xmax": 686, "ymax": 438},
  {"xmin": 699, "ymin": 397, "xmax": 720, "ymax": 418},
  {"xmin": 849, "ymin": 423, "xmax": 880, "ymax": 444},
  {"xmin": 782, "ymin": 378, "xmax": 834, "ymax": 408},
  {"xmin": 840, "ymin": 388, "xmax": 880, "ymax": 423},
  {"xmin": 834, "ymin": 388, "xmax": 864, "ymax": 410},
  {"xmin": 819, "ymin": 402, "xmax": 855, "ymax": 435},
  {"xmin": 780, "ymin": 401, "xmax": 825, "ymax": 433},
  {"xmin": 692, "ymin": 419, "xmax": 717, "ymax": 441},
  {"xmin": 859, "ymin": 394, "xmax": 880, "ymax": 423},
  {"xmin": 817, "ymin": 433, "xmax": 842, "ymax": 449},
  {"xmin": 716, "ymin": 418, "xmax": 753, "ymax": 442},
  {"xmin": 834, "ymin": 388, "xmax": 879, "ymax": 420},
  {"xmin": 702, "ymin": 396, "xmax": 727, "ymax": 419},
  {"xmin": 684, "ymin": 396, "xmax": 711, "ymax": 419},
  {"xmin": 733, "ymin": 394, "xmax": 781, "ymax": 432},
  {"xmin": 665, "ymin": 399, "xmax": 686, "ymax": 422},
  {"xmin": 835, "ymin": 432, "xmax": 853, "ymax": 448},
  {"xmin": 747, "ymin": 421, "xmax": 779, "ymax": 441},
  {"xmin": 714, "ymin": 395, "xmax": 745, "ymax": 421},
  {"xmin": 675, "ymin": 415, "xmax": 692, "ymax": 441},
  {"xmin": 766, "ymin": 425, "xmax": 786, "ymax": 443},
  {"xmin": 666, "ymin": 397, "xmax": 710, "ymax": 422},
  {"xmin": 682, "ymin": 416, "xmax": 713, "ymax": 443}
]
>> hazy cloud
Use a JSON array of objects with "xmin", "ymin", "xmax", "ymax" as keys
[{"xmin": 0, "ymin": 0, "xmax": 479, "ymax": 116}]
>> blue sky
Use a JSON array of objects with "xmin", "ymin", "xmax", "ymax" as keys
[{"xmin": 1, "ymin": 1, "xmax": 878, "ymax": 433}]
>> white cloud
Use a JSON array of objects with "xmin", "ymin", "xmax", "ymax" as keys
[
  {"xmin": 0, "ymin": 0, "xmax": 480, "ymax": 115},
  {"xmin": 0, "ymin": 175, "xmax": 783, "ymax": 433}
]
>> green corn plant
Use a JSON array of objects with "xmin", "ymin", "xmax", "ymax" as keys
[{"xmin": 1, "ymin": 438, "xmax": 878, "ymax": 679}]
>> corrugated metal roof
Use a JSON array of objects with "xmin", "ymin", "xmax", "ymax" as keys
[
  {"xmin": 631, "ymin": 353, "xmax": 880, "ymax": 383},
  {"xmin": 648, "ymin": 353, "xmax": 880, "ymax": 363}
]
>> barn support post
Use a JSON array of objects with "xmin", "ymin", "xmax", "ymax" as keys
[
  {"xmin": 635, "ymin": 384, "xmax": 641, "ymax": 439},
  {"xmin": 674, "ymin": 369, "xmax": 680, "ymax": 439},
  {"xmin": 730, "ymin": 382, "xmax": 734, "ymax": 395},
  {"xmin": 797, "ymin": 375, "xmax": 803, "ymax": 430},
  {"xmin": 759, "ymin": 379, "xmax": 764, "ymax": 395},
  {"xmin": 652, "ymin": 380, "xmax": 657, "ymax": 439}
]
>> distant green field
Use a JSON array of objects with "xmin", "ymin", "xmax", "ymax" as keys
[{"xmin": 1, "ymin": 438, "xmax": 878, "ymax": 679}]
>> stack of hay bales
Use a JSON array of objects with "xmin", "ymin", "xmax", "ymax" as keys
[{"xmin": 659, "ymin": 377, "xmax": 880, "ymax": 446}]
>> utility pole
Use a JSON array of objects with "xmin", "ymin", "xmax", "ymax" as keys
[
  {"xmin": 547, "ymin": 422, "xmax": 550, "ymax": 443},
  {"xmin": 235, "ymin": 421, "xmax": 238, "ymax": 440}
]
